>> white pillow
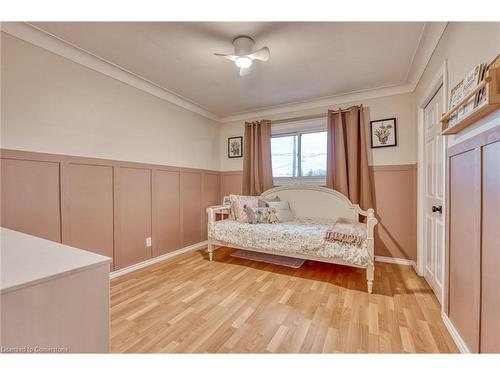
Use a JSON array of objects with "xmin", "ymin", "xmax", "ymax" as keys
[{"xmin": 267, "ymin": 201, "xmax": 294, "ymax": 222}]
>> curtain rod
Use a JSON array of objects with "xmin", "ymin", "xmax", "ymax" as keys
[{"xmin": 270, "ymin": 105, "xmax": 361, "ymax": 125}]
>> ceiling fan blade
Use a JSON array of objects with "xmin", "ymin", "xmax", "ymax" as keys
[
  {"xmin": 214, "ymin": 53, "xmax": 238, "ymax": 62},
  {"xmin": 248, "ymin": 47, "xmax": 270, "ymax": 62},
  {"xmin": 239, "ymin": 66, "xmax": 251, "ymax": 76}
]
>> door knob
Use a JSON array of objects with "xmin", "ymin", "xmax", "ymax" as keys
[{"xmin": 432, "ymin": 205, "xmax": 442, "ymax": 213}]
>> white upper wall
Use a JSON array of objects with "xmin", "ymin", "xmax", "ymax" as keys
[
  {"xmin": 1, "ymin": 33, "xmax": 221, "ymax": 170},
  {"xmin": 415, "ymin": 22, "xmax": 500, "ymax": 146},
  {"xmin": 220, "ymin": 92, "xmax": 417, "ymax": 171}
]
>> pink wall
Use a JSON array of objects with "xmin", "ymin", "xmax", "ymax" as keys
[
  {"xmin": 0, "ymin": 149, "xmax": 220, "ymax": 271},
  {"xmin": 114, "ymin": 167, "xmax": 152, "ymax": 269},
  {"xmin": 481, "ymin": 140, "xmax": 500, "ymax": 353},
  {"xmin": 153, "ymin": 169, "xmax": 181, "ymax": 256},
  {"xmin": 370, "ymin": 164, "xmax": 417, "ymax": 260},
  {"xmin": 448, "ymin": 149, "xmax": 481, "ymax": 352},
  {"xmin": 1, "ymin": 159, "xmax": 61, "ymax": 242},
  {"xmin": 445, "ymin": 125, "xmax": 500, "ymax": 353},
  {"xmin": 62, "ymin": 163, "xmax": 114, "ymax": 261}
]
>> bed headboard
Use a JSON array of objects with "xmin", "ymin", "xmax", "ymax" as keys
[{"xmin": 260, "ymin": 185, "xmax": 369, "ymax": 221}]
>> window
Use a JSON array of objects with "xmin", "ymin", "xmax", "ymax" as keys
[
  {"xmin": 271, "ymin": 134, "xmax": 299, "ymax": 177},
  {"xmin": 271, "ymin": 130, "xmax": 327, "ymax": 185},
  {"xmin": 300, "ymin": 132, "xmax": 327, "ymax": 177}
]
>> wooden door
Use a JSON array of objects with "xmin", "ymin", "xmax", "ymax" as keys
[{"xmin": 423, "ymin": 84, "xmax": 446, "ymax": 303}]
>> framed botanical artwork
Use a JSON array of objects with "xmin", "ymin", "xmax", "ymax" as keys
[
  {"xmin": 228, "ymin": 136, "xmax": 243, "ymax": 158},
  {"xmin": 370, "ymin": 118, "xmax": 397, "ymax": 148}
]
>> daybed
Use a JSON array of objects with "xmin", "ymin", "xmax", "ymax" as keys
[{"xmin": 206, "ymin": 185, "xmax": 378, "ymax": 293}]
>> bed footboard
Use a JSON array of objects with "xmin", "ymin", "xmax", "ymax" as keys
[{"xmin": 360, "ymin": 208, "xmax": 378, "ymax": 293}]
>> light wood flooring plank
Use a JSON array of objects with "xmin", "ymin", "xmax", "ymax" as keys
[{"xmin": 111, "ymin": 247, "xmax": 458, "ymax": 353}]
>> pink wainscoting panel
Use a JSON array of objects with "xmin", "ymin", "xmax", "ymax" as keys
[
  {"xmin": 369, "ymin": 165, "xmax": 417, "ymax": 260},
  {"xmin": 448, "ymin": 149, "xmax": 481, "ymax": 353},
  {"xmin": 202, "ymin": 172, "xmax": 221, "ymax": 239},
  {"xmin": 154, "ymin": 169, "xmax": 181, "ymax": 256},
  {"xmin": 61, "ymin": 163, "xmax": 114, "ymax": 261},
  {"xmin": 115, "ymin": 167, "xmax": 152, "ymax": 270},
  {"xmin": 0, "ymin": 158, "xmax": 61, "ymax": 242},
  {"xmin": 480, "ymin": 140, "xmax": 500, "ymax": 353},
  {"xmin": 181, "ymin": 171, "xmax": 203, "ymax": 247},
  {"xmin": 220, "ymin": 171, "xmax": 243, "ymax": 201}
]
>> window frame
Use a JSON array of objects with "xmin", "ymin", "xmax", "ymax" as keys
[{"xmin": 271, "ymin": 126, "xmax": 327, "ymax": 187}]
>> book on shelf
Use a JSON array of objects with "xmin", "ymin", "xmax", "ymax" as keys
[
  {"xmin": 448, "ymin": 62, "xmax": 486, "ymax": 126},
  {"xmin": 476, "ymin": 54, "xmax": 500, "ymax": 108}
]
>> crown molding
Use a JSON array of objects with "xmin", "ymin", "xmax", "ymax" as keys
[
  {"xmin": 1, "ymin": 22, "xmax": 222, "ymax": 122},
  {"xmin": 219, "ymin": 83, "xmax": 414, "ymax": 123}
]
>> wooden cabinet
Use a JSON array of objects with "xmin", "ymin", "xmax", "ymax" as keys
[
  {"xmin": 1, "ymin": 228, "xmax": 111, "ymax": 353},
  {"xmin": 446, "ymin": 124, "xmax": 500, "ymax": 353}
]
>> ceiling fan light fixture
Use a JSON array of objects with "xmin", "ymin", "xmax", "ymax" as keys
[
  {"xmin": 235, "ymin": 56, "xmax": 252, "ymax": 69},
  {"xmin": 214, "ymin": 36, "xmax": 269, "ymax": 76}
]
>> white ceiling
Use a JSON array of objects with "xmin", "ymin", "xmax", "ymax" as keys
[{"xmin": 30, "ymin": 22, "xmax": 428, "ymax": 118}]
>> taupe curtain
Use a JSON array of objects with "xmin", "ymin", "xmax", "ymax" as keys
[
  {"xmin": 326, "ymin": 105, "xmax": 373, "ymax": 210},
  {"xmin": 242, "ymin": 120, "xmax": 273, "ymax": 196}
]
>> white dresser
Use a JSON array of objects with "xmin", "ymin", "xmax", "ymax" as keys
[{"xmin": 0, "ymin": 228, "xmax": 111, "ymax": 353}]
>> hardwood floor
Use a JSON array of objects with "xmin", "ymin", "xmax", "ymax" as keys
[{"xmin": 111, "ymin": 247, "xmax": 458, "ymax": 353}]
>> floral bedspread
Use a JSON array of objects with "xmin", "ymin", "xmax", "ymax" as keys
[{"xmin": 209, "ymin": 218, "xmax": 372, "ymax": 267}]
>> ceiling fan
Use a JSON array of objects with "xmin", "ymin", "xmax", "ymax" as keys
[{"xmin": 214, "ymin": 36, "xmax": 270, "ymax": 76}]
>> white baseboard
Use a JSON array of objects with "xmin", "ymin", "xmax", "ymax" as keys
[
  {"xmin": 110, "ymin": 240, "xmax": 208, "ymax": 279},
  {"xmin": 441, "ymin": 312, "xmax": 470, "ymax": 353},
  {"xmin": 375, "ymin": 255, "xmax": 417, "ymax": 269}
]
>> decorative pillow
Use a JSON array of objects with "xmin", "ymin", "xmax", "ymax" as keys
[
  {"xmin": 245, "ymin": 206, "xmax": 279, "ymax": 224},
  {"xmin": 325, "ymin": 217, "xmax": 367, "ymax": 247},
  {"xmin": 245, "ymin": 205, "xmax": 258, "ymax": 224},
  {"xmin": 258, "ymin": 195, "xmax": 280, "ymax": 208},
  {"xmin": 267, "ymin": 201, "xmax": 294, "ymax": 223},
  {"xmin": 229, "ymin": 194, "xmax": 258, "ymax": 223}
]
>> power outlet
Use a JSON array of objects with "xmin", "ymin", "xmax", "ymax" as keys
[{"xmin": 146, "ymin": 237, "xmax": 152, "ymax": 247}]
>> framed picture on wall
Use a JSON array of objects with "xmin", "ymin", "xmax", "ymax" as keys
[
  {"xmin": 228, "ymin": 136, "xmax": 243, "ymax": 158},
  {"xmin": 370, "ymin": 118, "xmax": 397, "ymax": 148}
]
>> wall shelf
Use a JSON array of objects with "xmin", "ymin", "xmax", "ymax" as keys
[{"xmin": 441, "ymin": 67, "xmax": 500, "ymax": 135}]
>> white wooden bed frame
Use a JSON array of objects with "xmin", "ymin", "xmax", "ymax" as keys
[{"xmin": 206, "ymin": 185, "xmax": 378, "ymax": 293}]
